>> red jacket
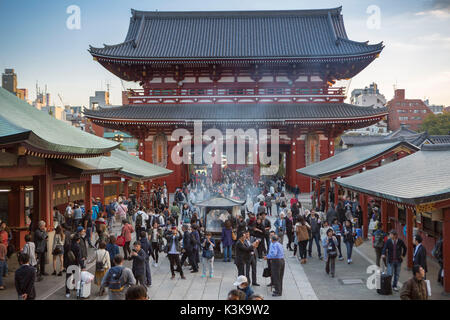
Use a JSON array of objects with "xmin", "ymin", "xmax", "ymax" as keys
[{"xmin": 121, "ymin": 224, "xmax": 134, "ymax": 242}]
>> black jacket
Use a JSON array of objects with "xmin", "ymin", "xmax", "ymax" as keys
[
  {"xmin": 131, "ymin": 248, "xmax": 147, "ymax": 276},
  {"xmin": 382, "ymin": 238, "xmax": 407, "ymax": 264},
  {"xmin": 182, "ymin": 230, "xmax": 193, "ymax": 252},
  {"xmin": 235, "ymin": 240, "xmax": 254, "ymax": 264},
  {"xmin": 15, "ymin": 264, "xmax": 36, "ymax": 299},
  {"xmin": 34, "ymin": 229, "xmax": 47, "ymax": 254},
  {"xmin": 70, "ymin": 241, "xmax": 83, "ymax": 266},
  {"xmin": 165, "ymin": 233, "xmax": 183, "ymax": 253},
  {"xmin": 413, "ymin": 244, "xmax": 428, "ymax": 272},
  {"xmin": 139, "ymin": 237, "xmax": 153, "ymax": 259}
]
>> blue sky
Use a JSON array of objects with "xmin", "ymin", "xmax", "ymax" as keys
[{"xmin": 1, "ymin": 0, "xmax": 449, "ymax": 106}]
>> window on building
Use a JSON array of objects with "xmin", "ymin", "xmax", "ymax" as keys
[
  {"xmin": 422, "ymin": 110, "xmax": 427, "ymax": 113},
  {"xmin": 399, "ymin": 116, "xmax": 408, "ymax": 121},
  {"xmin": 414, "ymin": 110, "xmax": 419, "ymax": 113},
  {"xmin": 421, "ymin": 215, "xmax": 442, "ymax": 238}
]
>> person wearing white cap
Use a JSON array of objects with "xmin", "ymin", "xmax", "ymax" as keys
[{"xmin": 233, "ymin": 275, "xmax": 254, "ymax": 300}]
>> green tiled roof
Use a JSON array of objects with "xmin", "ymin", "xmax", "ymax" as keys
[
  {"xmin": 0, "ymin": 87, "xmax": 118, "ymax": 156},
  {"xmin": 297, "ymin": 140, "xmax": 419, "ymax": 179},
  {"xmin": 65, "ymin": 149, "xmax": 172, "ymax": 181},
  {"xmin": 335, "ymin": 144, "xmax": 450, "ymax": 205}
]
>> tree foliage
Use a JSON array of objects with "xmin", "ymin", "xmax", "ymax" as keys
[{"xmin": 420, "ymin": 112, "xmax": 450, "ymax": 135}]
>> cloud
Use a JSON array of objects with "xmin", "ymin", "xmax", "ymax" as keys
[{"xmin": 416, "ymin": 0, "xmax": 450, "ymax": 18}]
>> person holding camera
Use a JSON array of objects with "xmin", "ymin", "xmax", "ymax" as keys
[
  {"xmin": 129, "ymin": 241, "xmax": 147, "ymax": 287},
  {"xmin": 201, "ymin": 232, "xmax": 215, "ymax": 278},
  {"xmin": 166, "ymin": 226, "xmax": 186, "ymax": 280}
]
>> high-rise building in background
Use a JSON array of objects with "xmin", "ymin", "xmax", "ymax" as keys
[
  {"xmin": 16, "ymin": 88, "xmax": 28, "ymax": 101},
  {"xmin": 424, "ymin": 99, "xmax": 444, "ymax": 114},
  {"xmin": 387, "ymin": 89, "xmax": 432, "ymax": 131},
  {"xmin": 89, "ymin": 91, "xmax": 110, "ymax": 109},
  {"xmin": 348, "ymin": 83, "xmax": 388, "ymax": 135},
  {"xmin": 1, "ymin": 69, "xmax": 17, "ymax": 94}
]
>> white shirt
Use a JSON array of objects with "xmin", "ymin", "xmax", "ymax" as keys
[{"xmin": 134, "ymin": 211, "xmax": 149, "ymax": 229}]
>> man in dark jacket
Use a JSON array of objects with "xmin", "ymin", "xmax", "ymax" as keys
[
  {"xmin": 34, "ymin": 220, "xmax": 48, "ymax": 278},
  {"xmin": 130, "ymin": 241, "xmax": 147, "ymax": 286},
  {"xmin": 65, "ymin": 234, "xmax": 82, "ymax": 298},
  {"xmin": 15, "ymin": 253, "xmax": 36, "ymax": 300},
  {"xmin": 180, "ymin": 224, "xmax": 193, "ymax": 268},
  {"xmin": 381, "ymin": 230, "xmax": 407, "ymax": 291},
  {"xmin": 307, "ymin": 211, "xmax": 322, "ymax": 259},
  {"xmin": 190, "ymin": 224, "xmax": 201, "ymax": 273},
  {"xmin": 260, "ymin": 212, "xmax": 271, "ymax": 252},
  {"xmin": 139, "ymin": 231, "xmax": 152, "ymax": 286},
  {"xmin": 235, "ymin": 233, "xmax": 257, "ymax": 279},
  {"xmin": 76, "ymin": 227, "xmax": 88, "ymax": 269},
  {"xmin": 413, "ymin": 235, "xmax": 428, "ymax": 276}
]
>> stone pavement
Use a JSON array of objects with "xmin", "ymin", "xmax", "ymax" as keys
[{"xmin": 1, "ymin": 193, "xmax": 448, "ymax": 300}]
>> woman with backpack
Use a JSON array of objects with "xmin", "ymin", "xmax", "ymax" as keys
[
  {"xmin": 181, "ymin": 203, "xmax": 192, "ymax": 225},
  {"xmin": 331, "ymin": 218, "xmax": 344, "ymax": 261},
  {"xmin": 295, "ymin": 216, "xmax": 310, "ymax": 264},
  {"xmin": 87, "ymin": 241, "xmax": 111, "ymax": 288},
  {"xmin": 325, "ymin": 229, "xmax": 339, "ymax": 277},
  {"xmin": 121, "ymin": 220, "xmax": 134, "ymax": 260},
  {"xmin": 342, "ymin": 220, "xmax": 355, "ymax": 264},
  {"xmin": 201, "ymin": 232, "xmax": 215, "ymax": 278},
  {"xmin": 372, "ymin": 223, "xmax": 387, "ymax": 267},
  {"xmin": 150, "ymin": 221, "xmax": 164, "ymax": 267},
  {"xmin": 52, "ymin": 226, "xmax": 65, "ymax": 276}
]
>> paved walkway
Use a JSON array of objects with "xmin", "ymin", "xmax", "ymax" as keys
[{"xmin": 1, "ymin": 192, "xmax": 448, "ymax": 300}]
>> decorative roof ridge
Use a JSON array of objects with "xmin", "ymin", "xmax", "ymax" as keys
[
  {"xmin": 350, "ymin": 138, "xmax": 419, "ymax": 149},
  {"xmin": 338, "ymin": 37, "xmax": 384, "ymax": 50},
  {"xmin": 130, "ymin": 7, "xmax": 343, "ymax": 19},
  {"xmin": 89, "ymin": 40, "xmax": 134, "ymax": 53},
  {"xmin": 421, "ymin": 143, "xmax": 450, "ymax": 151}
]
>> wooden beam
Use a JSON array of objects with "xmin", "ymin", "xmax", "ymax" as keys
[{"xmin": 0, "ymin": 166, "xmax": 45, "ymax": 178}]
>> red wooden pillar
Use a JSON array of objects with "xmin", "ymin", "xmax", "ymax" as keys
[
  {"xmin": 315, "ymin": 180, "xmax": 321, "ymax": 210},
  {"xmin": 253, "ymin": 151, "xmax": 260, "ymax": 184},
  {"xmin": 8, "ymin": 186, "xmax": 26, "ymax": 249},
  {"xmin": 136, "ymin": 182, "xmax": 141, "ymax": 203},
  {"xmin": 406, "ymin": 207, "xmax": 414, "ymax": 269},
  {"xmin": 324, "ymin": 180, "xmax": 330, "ymax": 212},
  {"xmin": 99, "ymin": 174, "xmax": 105, "ymax": 206},
  {"xmin": 290, "ymin": 141, "xmax": 297, "ymax": 188},
  {"xmin": 32, "ymin": 176, "xmax": 40, "ymax": 230},
  {"xmin": 116, "ymin": 182, "xmax": 120, "ymax": 199},
  {"xmin": 443, "ymin": 207, "xmax": 450, "ymax": 293},
  {"xmin": 360, "ymin": 193, "xmax": 368, "ymax": 239},
  {"xmin": 85, "ymin": 180, "xmax": 92, "ymax": 213},
  {"xmin": 124, "ymin": 179, "xmax": 129, "ymax": 198},
  {"xmin": 381, "ymin": 201, "xmax": 388, "ymax": 233},
  {"xmin": 334, "ymin": 181, "xmax": 339, "ymax": 208},
  {"xmin": 40, "ymin": 163, "xmax": 52, "ymax": 231}
]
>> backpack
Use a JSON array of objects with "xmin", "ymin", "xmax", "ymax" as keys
[
  {"xmin": 374, "ymin": 231, "xmax": 385, "ymax": 248},
  {"xmin": 135, "ymin": 213, "xmax": 143, "ymax": 227},
  {"xmin": 177, "ymin": 192, "xmax": 184, "ymax": 202},
  {"xmin": 108, "ymin": 266, "xmax": 124, "ymax": 291},
  {"xmin": 96, "ymin": 251, "xmax": 107, "ymax": 271}
]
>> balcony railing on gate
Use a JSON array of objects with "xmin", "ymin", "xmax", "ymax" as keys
[{"xmin": 128, "ymin": 87, "xmax": 345, "ymax": 97}]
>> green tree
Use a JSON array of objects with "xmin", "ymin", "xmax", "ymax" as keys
[{"xmin": 420, "ymin": 113, "xmax": 450, "ymax": 135}]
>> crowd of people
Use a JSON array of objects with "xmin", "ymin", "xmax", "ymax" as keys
[{"xmin": 0, "ymin": 171, "xmax": 445, "ymax": 301}]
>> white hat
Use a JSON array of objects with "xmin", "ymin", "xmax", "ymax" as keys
[{"xmin": 233, "ymin": 275, "xmax": 248, "ymax": 287}]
